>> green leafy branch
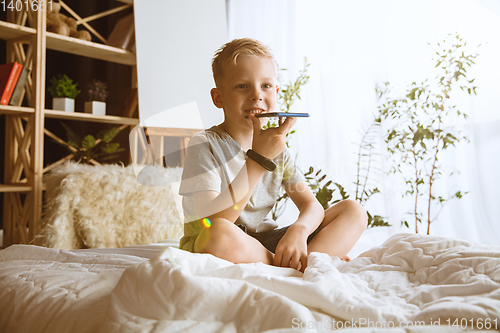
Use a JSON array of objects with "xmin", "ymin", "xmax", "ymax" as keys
[
  {"xmin": 278, "ymin": 58, "xmax": 311, "ymax": 113},
  {"xmin": 263, "ymin": 58, "xmax": 310, "ymax": 147},
  {"xmin": 56, "ymin": 122, "xmax": 125, "ymax": 164},
  {"xmin": 302, "ymin": 167, "xmax": 388, "ymax": 228}
]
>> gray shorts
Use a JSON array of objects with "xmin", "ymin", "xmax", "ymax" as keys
[{"xmin": 237, "ymin": 224, "xmax": 322, "ymax": 254}]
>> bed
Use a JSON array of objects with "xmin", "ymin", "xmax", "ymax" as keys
[
  {"xmin": 0, "ymin": 154, "xmax": 499, "ymax": 332},
  {"xmin": 0, "ymin": 233, "xmax": 499, "ymax": 332}
]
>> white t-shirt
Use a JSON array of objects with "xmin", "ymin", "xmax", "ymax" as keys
[{"xmin": 179, "ymin": 126, "xmax": 304, "ymax": 251}]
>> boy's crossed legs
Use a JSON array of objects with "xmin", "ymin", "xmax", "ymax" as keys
[{"xmin": 194, "ymin": 199, "xmax": 368, "ymax": 268}]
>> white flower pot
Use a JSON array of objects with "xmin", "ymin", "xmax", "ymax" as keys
[
  {"xmin": 53, "ymin": 97, "xmax": 75, "ymax": 112},
  {"xmin": 84, "ymin": 101, "xmax": 106, "ymax": 116}
]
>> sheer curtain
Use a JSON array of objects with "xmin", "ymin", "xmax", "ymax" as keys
[{"xmin": 227, "ymin": 0, "xmax": 500, "ymax": 246}]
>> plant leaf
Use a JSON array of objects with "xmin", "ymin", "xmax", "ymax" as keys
[{"xmin": 81, "ymin": 135, "xmax": 96, "ymax": 149}]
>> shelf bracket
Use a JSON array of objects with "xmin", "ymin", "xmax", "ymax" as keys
[
  {"xmin": 77, "ymin": 4, "xmax": 133, "ymax": 26},
  {"xmin": 59, "ymin": 0, "xmax": 107, "ymax": 44}
]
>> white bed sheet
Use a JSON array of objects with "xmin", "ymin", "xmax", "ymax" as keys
[{"xmin": 0, "ymin": 233, "xmax": 499, "ymax": 333}]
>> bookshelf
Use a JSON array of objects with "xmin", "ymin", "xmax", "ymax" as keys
[
  {"xmin": 0, "ymin": 1, "xmax": 138, "ymax": 246},
  {"xmin": 0, "ymin": 20, "xmax": 135, "ymax": 65}
]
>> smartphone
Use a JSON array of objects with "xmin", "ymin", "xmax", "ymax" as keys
[{"xmin": 254, "ymin": 112, "xmax": 309, "ymax": 118}]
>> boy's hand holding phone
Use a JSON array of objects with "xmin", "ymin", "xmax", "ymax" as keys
[{"xmin": 248, "ymin": 114, "xmax": 297, "ymax": 160}]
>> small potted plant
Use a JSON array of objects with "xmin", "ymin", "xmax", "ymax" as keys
[
  {"xmin": 84, "ymin": 79, "xmax": 109, "ymax": 116},
  {"xmin": 48, "ymin": 74, "xmax": 80, "ymax": 112}
]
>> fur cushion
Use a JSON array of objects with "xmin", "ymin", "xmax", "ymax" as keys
[{"xmin": 36, "ymin": 162, "xmax": 183, "ymax": 250}]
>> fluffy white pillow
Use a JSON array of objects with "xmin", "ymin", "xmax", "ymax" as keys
[{"xmin": 37, "ymin": 162, "xmax": 184, "ymax": 250}]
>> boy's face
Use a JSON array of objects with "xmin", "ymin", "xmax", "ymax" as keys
[{"xmin": 211, "ymin": 55, "xmax": 279, "ymax": 130}]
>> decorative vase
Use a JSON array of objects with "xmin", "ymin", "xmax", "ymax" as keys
[
  {"xmin": 84, "ymin": 101, "xmax": 106, "ymax": 116},
  {"xmin": 53, "ymin": 97, "xmax": 75, "ymax": 112}
]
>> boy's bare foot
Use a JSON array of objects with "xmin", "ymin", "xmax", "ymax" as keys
[{"xmin": 341, "ymin": 256, "xmax": 351, "ymax": 262}]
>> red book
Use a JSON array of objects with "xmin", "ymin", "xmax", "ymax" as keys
[{"xmin": 0, "ymin": 62, "xmax": 24, "ymax": 105}]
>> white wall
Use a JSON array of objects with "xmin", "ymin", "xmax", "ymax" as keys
[{"xmin": 134, "ymin": 0, "xmax": 227, "ymax": 129}]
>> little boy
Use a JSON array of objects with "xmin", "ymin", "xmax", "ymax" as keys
[{"xmin": 179, "ymin": 38, "xmax": 367, "ymax": 271}]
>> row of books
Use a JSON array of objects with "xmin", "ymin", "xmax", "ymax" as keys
[{"xmin": 0, "ymin": 62, "xmax": 30, "ymax": 106}]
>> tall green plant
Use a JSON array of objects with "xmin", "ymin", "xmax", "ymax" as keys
[{"xmin": 378, "ymin": 33, "xmax": 478, "ymax": 234}]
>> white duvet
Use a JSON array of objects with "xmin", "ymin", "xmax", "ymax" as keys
[{"xmin": 0, "ymin": 233, "xmax": 499, "ymax": 333}]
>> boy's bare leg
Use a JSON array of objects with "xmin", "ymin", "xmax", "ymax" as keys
[
  {"xmin": 307, "ymin": 200, "xmax": 367, "ymax": 260},
  {"xmin": 194, "ymin": 218, "xmax": 274, "ymax": 264}
]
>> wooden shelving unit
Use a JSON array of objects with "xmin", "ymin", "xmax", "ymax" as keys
[
  {"xmin": 1, "ymin": 0, "xmax": 137, "ymax": 247},
  {"xmin": 0, "ymin": 20, "xmax": 135, "ymax": 65}
]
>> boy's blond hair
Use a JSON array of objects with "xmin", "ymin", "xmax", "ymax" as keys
[{"xmin": 212, "ymin": 38, "xmax": 277, "ymax": 86}]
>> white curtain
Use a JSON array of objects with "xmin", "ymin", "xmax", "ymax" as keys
[{"xmin": 227, "ymin": 0, "xmax": 500, "ymax": 246}]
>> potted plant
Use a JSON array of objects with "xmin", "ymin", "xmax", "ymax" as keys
[
  {"xmin": 57, "ymin": 122, "xmax": 125, "ymax": 164},
  {"xmin": 48, "ymin": 74, "xmax": 80, "ymax": 112},
  {"xmin": 84, "ymin": 79, "xmax": 109, "ymax": 116}
]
